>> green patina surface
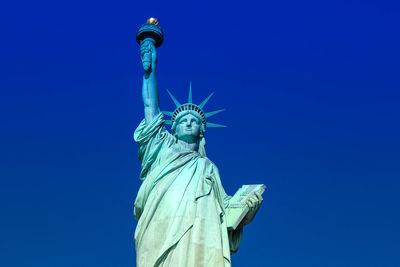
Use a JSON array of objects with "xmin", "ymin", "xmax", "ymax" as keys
[{"xmin": 133, "ymin": 19, "xmax": 263, "ymax": 267}]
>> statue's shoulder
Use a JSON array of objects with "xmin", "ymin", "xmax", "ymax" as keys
[{"xmin": 198, "ymin": 156, "xmax": 220, "ymax": 174}]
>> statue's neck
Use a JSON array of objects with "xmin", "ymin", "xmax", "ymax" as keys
[{"xmin": 176, "ymin": 138, "xmax": 199, "ymax": 152}]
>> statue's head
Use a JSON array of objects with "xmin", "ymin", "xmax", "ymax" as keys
[
  {"xmin": 172, "ymin": 111, "xmax": 206, "ymax": 143},
  {"xmin": 164, "ymin": 82, "xmax": 226, "ymax": 144}
]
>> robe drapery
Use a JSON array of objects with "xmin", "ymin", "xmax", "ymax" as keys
[{"xmin": 134, "ymin": 113, "xmax": 242, "ymax": 267}]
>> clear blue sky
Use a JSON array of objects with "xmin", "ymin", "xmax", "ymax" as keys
[{"xmin": 1, "ymin": 0, "xmax": 399, "ymax": 266}]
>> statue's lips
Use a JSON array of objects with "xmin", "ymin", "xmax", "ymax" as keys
[{"xmin": 183, "ymin": 128, "xmax": 192, "ymax": 132}]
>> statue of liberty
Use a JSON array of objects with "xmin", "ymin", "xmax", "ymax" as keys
[{"xmin": 133, "ymin": 18, "xmax": 264, "ymax": 267}]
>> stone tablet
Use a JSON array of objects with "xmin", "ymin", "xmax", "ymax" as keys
[{"xmin": 226, "ymin": 184, "xmax": 266, "ymax": 230}]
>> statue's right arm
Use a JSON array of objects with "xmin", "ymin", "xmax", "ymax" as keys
[{"xmin": 140, "ymin": 40, "xmax": 160, "ymax": 125}]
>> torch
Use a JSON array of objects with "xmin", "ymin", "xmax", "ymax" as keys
[{"xmin": 136, "ymin": 18, "xmax": 164, "ymax": 72}]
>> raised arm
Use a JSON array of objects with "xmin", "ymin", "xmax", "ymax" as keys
[{"xmin": 140, "ymin": 39, "xmax": 160, "ymax": 124}]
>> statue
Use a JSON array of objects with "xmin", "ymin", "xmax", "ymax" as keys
[{"xmin": 133, "ymin": 18, "xmax": 264, "ymax": 267}]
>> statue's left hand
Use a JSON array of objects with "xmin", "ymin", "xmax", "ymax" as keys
[{"xmin": 241, "ymin": 192, "xmax": 263, "ymax": 227}]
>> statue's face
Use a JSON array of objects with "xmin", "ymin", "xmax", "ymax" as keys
[{"xmin": 175, "ymin": 113, "xmax": 201, "ymax": 142}]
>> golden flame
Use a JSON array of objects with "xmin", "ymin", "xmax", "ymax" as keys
[{"xmin": 146, "ymin": 17, "xmax": 159, "ymax": 26}]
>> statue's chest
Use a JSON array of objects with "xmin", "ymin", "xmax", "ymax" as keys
[{"xmin": 163, "ymin": 157, "xmax": 213, "ymax": 200}]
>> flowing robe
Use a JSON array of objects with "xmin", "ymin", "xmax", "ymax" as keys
[{"xmin": 134, "ymin": 113, "xmax": 242, "ymax": 267}]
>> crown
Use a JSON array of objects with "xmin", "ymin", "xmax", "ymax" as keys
[{"xmin": 162, "ymin": 82, "xmax": 226, "ymax": 129}]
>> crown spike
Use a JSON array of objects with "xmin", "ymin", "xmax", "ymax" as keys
[
  {"xmin": 199, "ymin": 92, "xmax": 214, "ymax": 108},
  {"xmin": 207, "ymin": 122, "xmax": 227, "ymax": 128},
  {"xmin": 205, "ymin": 109, "xmax": 225, "ymax": 118},
  {"xmin": 188, "ymin": 81, "xmax": 192, "ymax": 103},
  {"xmin": 166, "ymin": 89, "xmax": 181, "ymax": 107},
  {"xmin": 162, "ymin": 111, "xmax": 174, "ymax": 116}
]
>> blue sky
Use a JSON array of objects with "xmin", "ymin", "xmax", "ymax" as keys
[{"xmin": 1, "ymin": 0, "xmax": 400, "ymax": 266}]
